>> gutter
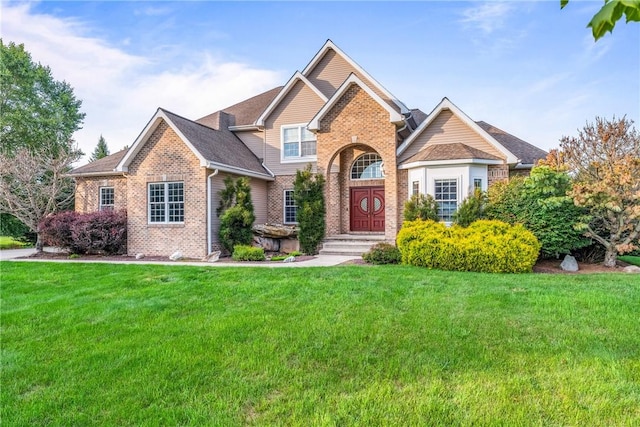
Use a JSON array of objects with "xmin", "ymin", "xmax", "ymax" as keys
[
  {"xmin": 207, "ymin": 169, "xmax": 219, "ymax": 255},
  {"xmin": 66, "ymin": 170, "xmax": 125, "ymax": 178},
  {"xmin": 206, "ymin": 161, "xmax": 275, "ymax": 181}
]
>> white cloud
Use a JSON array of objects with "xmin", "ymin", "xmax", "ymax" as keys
[
  {"xmin": 460, "ymin": 1, "xmax": 513, "ymax": 34},
  {"xmin": 1, "ymin": 3, "xmax": 282, "ymax": 163}
]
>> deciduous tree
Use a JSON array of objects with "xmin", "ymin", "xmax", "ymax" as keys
[
  {"xmin": 561, "ymin": 0, "xmax": 640, "ymax": 41},
  {"xmin": 560, "ymin": 116, "xmax": 640, "ymax": 267}
]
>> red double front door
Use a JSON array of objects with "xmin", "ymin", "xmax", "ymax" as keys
[{"xmin": 350, "ymin": 186, "xmax": 385, "ymax": 232}]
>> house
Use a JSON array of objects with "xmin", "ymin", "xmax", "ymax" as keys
[{"xmin": 70, "ymin": 40, "xmax": 547, "ymax": 259}]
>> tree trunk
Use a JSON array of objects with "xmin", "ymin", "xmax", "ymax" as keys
[
  {"xmin": 603, "ymin": 246, "xmax": 618, "ymax": 268},
  {"xmin": 35, "ymin": 232, "xmax": 43, "ymax": 252}
]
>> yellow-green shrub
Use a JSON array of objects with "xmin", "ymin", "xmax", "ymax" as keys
[{"xmin": 397, "ymin": 219, "xmax": 540, "ymax": 273}]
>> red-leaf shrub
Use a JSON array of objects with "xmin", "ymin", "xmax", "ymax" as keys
[{"xmin": 39, "ymin": 210, "xmax": 127, "ymax": 254}]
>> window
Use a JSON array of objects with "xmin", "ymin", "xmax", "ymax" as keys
[
  {"xmin": 351, "ymin": 153, "xmax": 384, "ymax": 180},
  {"xmin": 434, "ymin": 179, "xmax": 458, "ymax": 222},
  {"xmin": 148, "ymin": 182, "xmax": 184, "ymax": 223},
  {"xmin": 282, "ymin": 125, "xmax": 316, "ymax": 160},
  {"xmin": 412, "ymin": 181, "xmax": 420, "ymax": 196},
  {"xmin": 284, "ymin": 190, "xmax": 298, "ymax": 224},
  {"xmin": 99, "ymin": 187, "xmax": 114, "ymax": 211},
  {"xmin": 473, "ymin": 178, "xmax": 482, "ymax": 190}
]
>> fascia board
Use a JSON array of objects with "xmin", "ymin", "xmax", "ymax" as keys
[
  {"xmin": 398, "ymin": 158, "xmax": 504, "ymax": 169},
  {"xmin": 308, "ymin": 74, "xmax": 403, "ymax": 131},
  {"xmin": 255, "ymin": 72, "xmax": 327, "ymax": 127}
]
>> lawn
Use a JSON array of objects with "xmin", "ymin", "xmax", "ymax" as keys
[
  {"xmin": 2, "ymin": 262, "xmax": 639, "ymax": 426},
  {"xmin": 0, "ymin": 236, "xmax": 30, "ymax": 250},
  {"xmin": 619, "ymin": 255, "xmax": 640, "ymax": 267}
]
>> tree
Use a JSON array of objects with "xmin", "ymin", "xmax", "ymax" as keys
[
  {"xmin": 0, "ymin": 41, "xmax": 85, "ymax": 251},
  {"xmin": 561, "ymin": 0, "xmax": 640, "ymax": 41},
  {"xmin": 403, "ymin": 193, "xmax": 439, "ymax": 222},
  {"xmin": 217, "ymin": 176, "xmax": 255, "ymax": 253},
  {"xmin": 89, "ymin": 135, "xmax": 110, "ymax": 162},
  {"xmin": 0, "ymin": 40, "xmax": 85, "ymax": 155},
  {"xmin": 293, "ymin": 165, "xmax": 325, "ymax": 255},
  {"xmin": 560, "ymin": 116, "xmax": 640, "ymax": 267}
]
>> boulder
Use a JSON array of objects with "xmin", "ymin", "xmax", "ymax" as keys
[
  {"xmin": 169, "ymin": 250, "xmax": 183, "ymax": 261},
  {"xmin": 280, "ymin": 238, "xmax": 300, "ymax": 254},
  {"xmin": 205, "ymin": 250, "xmax": 221, "ymax": 263},
  {"xmin": 252, "ymin": 223, "xmax": 298, "ymax": 238},
  {"xmin": 283, "ymin": 256, "xmax": 296, "ymax": 263},
  {"xmin": 560, "ymin": 255, "xmax": 579, "ymax": 272},
  {"xmin": 253, "ymin": 236, "xmax": 280, "ymax": 252},
  {"xmin": 623, "ymin": 265, "xmax": 640, "ymax": 274},
  {"xmin": 135, "ymin": 253, "xmax": 145, "ymax": 260}
]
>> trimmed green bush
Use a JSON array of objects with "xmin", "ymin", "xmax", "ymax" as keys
[
  {"xmin": 397, "ymin": 219, "xmax": 541, "ymax": 273},
  {"xmin": 217, "ymin": 177, "xmax": 255, "ymax": 253},
  {"xmin": 403, "ymin": 193, "xmax": 439, "ymax": 221},
  {"xmin": 232, "ymin": 245, "xmax": 265, "ymax": 261},
  {"xmin": 453, "ymin": 189, "xmax": 486, "ymax": 227},
  {"xmin": 363, "ymin": 242, "xmax": 401, "ymax": 265},
  {"xmin": 293, "ymin": 165, "xmax": 326, "ymax": 255}
]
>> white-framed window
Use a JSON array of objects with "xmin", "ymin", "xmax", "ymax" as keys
[
  {"xmin": 351, "ymin": 153, "xmax": 384, "ymax": 180},
  {"xmin": 412, "ymin": 181, "xmax": 420, "ymax": 196},
  {"xmin": 281, "ymin": 124, "xmax": 316, "ymax": 161},
  {"xmin": 473, "ymin": 178, "xmax": 482, "ymax": 190},
  {"xmin": 434, "ymin": 178, "xmax": 458, "ymax": 222},
  {"xmin": 148, "ymin": 182, "xmax": 184, "ymax": 224},
  {"xmin": 283, "ymin": 190, "xmax": 298, "ymax": 224},
  {"xmin": 99, "ymin": 187, "xmax": 115, "ymax": 211}
]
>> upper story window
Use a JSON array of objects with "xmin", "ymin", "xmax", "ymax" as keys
[
  {"xmin": 434, "ymin": 178, "xmax": 458, "ymax": 222},
  {"xmin": 351, "ymin": 153, "xmax": 384, "ymax": 180},
  {"xmin": 148, "ymin": 182, "xmax": 184, "ymax": 224},
  {"xmin": 100, "ymin": 187, "xmax": 114, "ymax": 211},
  {"xmin": 282, "ymin": 124, "xmax": 316, "ymax": 161}
]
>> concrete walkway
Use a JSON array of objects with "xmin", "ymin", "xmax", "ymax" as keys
[{"xmin": 0, "ymin": 248, "xmax": 361, "ymax": 267}]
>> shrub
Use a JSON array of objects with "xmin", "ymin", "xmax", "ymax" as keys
[
  {"xmin": 363, "ymin": 242, "xmax": 401, "ymax": 265},
  {"xmin": 397, "ymin": 219, "xmax": 541, "ymax": 273},
  {"xmin": 293, "ymin": 165, "xmax": 326, "ymax": 255},
  {"xmin": 39, "ymin": 210, "xmax": 127, "ymax": 254},
  {"xmin": 0, "ymin": 213, "xmax": 35, "ymax": 243},
  {"xmin": 232, "ymin": 245, "xmax": 265, "ymax": 261},
  {"xmin": 217, "ymin": 177, "xmax": 255, "ymax": 253},
  {"xmin": 404, "ymin": 194, "xmax": 439, "ymax": 222},
  {"xmin": 453, "ymin": 189, "xmax": 486, "ymax": 227}
]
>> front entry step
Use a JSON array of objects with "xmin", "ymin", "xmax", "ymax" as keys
[{"xmin": 319, "ymin": 234, "xmax": 386, "ymax": 256}]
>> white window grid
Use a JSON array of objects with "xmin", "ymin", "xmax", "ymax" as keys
[
  {"xmin": 283, "ymin": 189, "xmax": 298, "ymax": 224},
  {"xmin": 435, "ymin": 178, "xmax": 458, "ymax": 222},
  {"xmin": 99, "ymin": 187, "xmax": 114, "ymax": 211},
  {"xmin": 282, "ymin": 125, "xmax": 317, "ymax": 160},
  {"xmin": 148, "ymin": 182, "xmax": 184, "ymax": 223},
  {"xmin": 351, "ymin": 153, "xmax": 384, "ymax": 180}
]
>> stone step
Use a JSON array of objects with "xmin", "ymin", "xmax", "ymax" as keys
[{"xmin": 319, "ymin": 235, "xmax": 385, "ymax": 256}]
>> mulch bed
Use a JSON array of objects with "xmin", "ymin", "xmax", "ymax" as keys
[{"xmin": 21, "ymin": 251, "xmax": 630, "ymax": 273}]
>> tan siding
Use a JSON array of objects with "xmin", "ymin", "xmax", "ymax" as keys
[
  {"xmin": 234, "ymin": 130, "xmax": 265, "ymax": 161},
  {"xmin": 399, "ymin": 110, "xmax": 506, "ymax": 163},
  {"xmin": 250, "ymin": 179, "xmax": 268, "ymax": 225},
  {"xmin": 263, "ymin": 80, "xmax": 324, "ymax": 175},
  {"xmin": 306, "ymin": 48, "xmax": 400, "ymax": 113}
]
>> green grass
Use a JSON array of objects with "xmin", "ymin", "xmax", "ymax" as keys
[
  {"xmin": 619, "ymin": 255, "xmax": 640, "ymax": 267},
  {"xmin": 0, "ymin": 236, "xmax": 30, "ymax": 250},
  {"xmin": 2, "ymin": 262, "xmax": 639, "ymax": 426}
]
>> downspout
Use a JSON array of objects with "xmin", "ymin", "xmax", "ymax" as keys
[{"xmin": 207, "ymin": 169, "xmax": 219, "ymax": 255}]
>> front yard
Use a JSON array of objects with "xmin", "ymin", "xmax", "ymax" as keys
[{"xmin": 2, "ymin": 262, "xmax": 639, "ymax": 425}]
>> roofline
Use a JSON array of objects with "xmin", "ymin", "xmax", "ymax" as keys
[
  {"xmin": 398, "ymin": 158, "xmax": 504, "ymax": 169},
  {"xmin": 308, "ymin": 73, "xmax": 404, "ymax": 131},
  {"xmin": 228, "ymin": 124, "xmax": 262, "ymax": 132},
  {"xmin": 301, "ymin": 39, "xmax": 409, "ymax": 114},
  {"xmin": 116, "ymin": 108, "xmax": 208, "ymax": 172},
  {"xmin": 206, "ymin": 162, "xmax": 274, "ymax": 181},
  {"xmin": 67, "ymin": 170, "xmax": 126, "ymax": 178},
  {"xmin": 255, "ymin": 71, "xmax": 328, "ymax": 127},
  {"xmin": 396, "ymin": 98, "xmax": 519, "ymax": 164}
]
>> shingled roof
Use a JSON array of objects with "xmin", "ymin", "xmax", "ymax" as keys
[
  {"xmin": 161, "ymin": 109, "xmax": 271, "ymax": 176},
  {"xmin": 197, "ymin": 86, "xmax": 283, "ymax": 128},
  {"xmin": 69, "ymin": 149, "xmax": 127, "ymax": 175},
  {"xmin": 476, "ymin": 121, "xmax": 547, "ymax": 165},
  {"xmin": 404, "ymin": 143, "xmax": 502, "ymax": 164}
]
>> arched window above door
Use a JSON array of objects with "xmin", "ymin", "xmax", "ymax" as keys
[{"xmin": 351, "ymin": 153, "xmax": 384, "ymax": 180}]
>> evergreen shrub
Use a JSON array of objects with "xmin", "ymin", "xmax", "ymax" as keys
[
  {"xmin": 397, "ymin": 219, "xmax": 541, "ymax": 273},
  {"xmin": 404, "ymin": 194, "xmax": 439, "ymax": 221},
  {"xmin": 232, "ymin": 245, "xmax": 265, "ymax": 261},
  {"xmin": 363, "ymin": 242, "xmax": 401, "ymax": 265},
  {"xmin": 293, "ymin": 165, "xmax": 325, "ymax": 255}
]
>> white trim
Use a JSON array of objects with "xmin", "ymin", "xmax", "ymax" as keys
[
  {"xmin": 228, "ymin": 124, "xmax": 261, "ymax": 131},
  {"xmin": 308, "ymin": 74, "xmax": 404, "ymax": 131},
  {"xmin": 147, "ymin": 181, "xmax": 185, "ymax": 225},
  {"xmin": 396, "ymin": 98, "xmax": 519, "ymax": 164},
  {"xmin": 99, "ymin": 186, "xmax": 115, "ymax": 211},
  {"xmin": 283, "ymin": 189, "xmax": 298, "ymax": 225},
  {"xmin": 68, "ymin": 170, "xmax": 125, "ymax": 177},
  {"xmin": 301, "ymin": 40, "xmax": 409, "ymax": 114},
  {"xmin": 255, "ymin": 72, "xmax": 328, "ymax": 127},
  {"xmin": 398, "ymin": 158, "xmax": 503, "ymax": 169},
  {"xmin": 206, "ymin": 161, "xmax": 274, "ymax": 181},
  {"xmin": 117, "ymin": 109, "xmax": 208, "ymax": 172},
  {"xmin": 206, "ymin": 169, "xmax": 219, "ymax": 254},
  {"xmin": 280, "ymin": 123, "xmax": 318, "ymax": 162}
]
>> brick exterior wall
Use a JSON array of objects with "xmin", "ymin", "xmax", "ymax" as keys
[
  {"xmin": 315, "ymin": 85, "xmax": 399, "ymax": 240},
  {"xmin": 266, "ymin": 175, "xmax": 296, "ymax": 225},
  {"xmin": 126, "ymin": 121, "xmax": 208, "ymax": 259},
  {"xmin": 488, "ymin": 164, "xmax": 509, "ymax": 186},
  {"xmin": 396, "ymin": 168, "xmax": 408, "ymax": 232},
  {"xmin": 74, "ymin": 176, "xmax": 127, "ymax": 213}
]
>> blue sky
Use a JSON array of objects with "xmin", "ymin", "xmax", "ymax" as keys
[{"xmin": 3, "ymin": 1, "xmax": 639, "ymax": 164}]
